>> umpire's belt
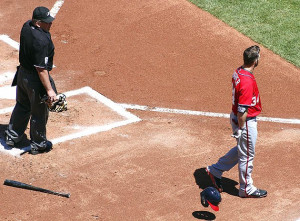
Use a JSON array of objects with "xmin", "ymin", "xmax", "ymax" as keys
[{"xmin": 20, "ymin": 65, "xmax": 38, "ymax": 74}]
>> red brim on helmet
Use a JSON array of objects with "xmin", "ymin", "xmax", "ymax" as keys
[{"xmin": 207, "ymin": 200, "xmax": 219, "ymax": 211}]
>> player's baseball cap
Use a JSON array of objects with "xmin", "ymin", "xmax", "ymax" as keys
[{"xmin": 32, "ymin": 6, "xmax": 55, "ymax": 23}]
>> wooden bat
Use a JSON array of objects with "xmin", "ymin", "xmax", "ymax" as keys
[{"xmin": 3, "ymin": 179, "xmax": 70, "ymax": 198}]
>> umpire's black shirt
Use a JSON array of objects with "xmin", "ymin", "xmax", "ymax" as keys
[{"xmin": 19, "ymin": 20, "xmax": 54, "ymax": 72}]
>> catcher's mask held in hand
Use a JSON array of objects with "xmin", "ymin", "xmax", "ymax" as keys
[
  {"xmin": 41, "ymin": 93, "xmax": 67, "ymax": 112},
  {"xmin": 200, "ymin": 187, "xmax": 221, "ymax": 211}
]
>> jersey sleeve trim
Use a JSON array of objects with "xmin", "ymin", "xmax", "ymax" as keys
[{"xmin": 33, "ymin": 64, "xmax": 47, "ymax": 69}]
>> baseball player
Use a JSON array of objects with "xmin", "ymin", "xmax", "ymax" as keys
[
  {"xmin": 5, "ymin": 6, "xmax": 57, "ymax": 155},
  {"xmin": 206, "ymin": 45, "xmax": 267, "ymax": 198}
]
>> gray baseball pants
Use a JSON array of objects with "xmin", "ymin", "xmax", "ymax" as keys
[{"xmin": 207, "ymin": 112, "xmax": 258, "ymax": 197}]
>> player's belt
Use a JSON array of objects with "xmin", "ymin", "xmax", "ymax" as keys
[
  {"xmin": 246, "ymin": 116, "xmax": 256, "ymax": 121},
  {"xmin": 232, "ymin": 114, "xmax": 256, "ymax": 123}
]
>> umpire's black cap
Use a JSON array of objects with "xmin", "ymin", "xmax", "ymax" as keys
[{"xmin": 32, "ymin": 6, "xmax": 55, "ymax": 23}]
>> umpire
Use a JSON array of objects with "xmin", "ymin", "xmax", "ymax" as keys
[{"xmin": 5, "ymin": 6, "xmax": 58, "ymax": 155}]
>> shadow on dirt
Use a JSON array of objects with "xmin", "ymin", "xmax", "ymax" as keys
[
  {"xmin": 192, "ymin": 211, "xmax": 216, "ymax": 220},
  {"xmin": 193, "ymin": 167, "xmax": 239, "ymax": 197}
]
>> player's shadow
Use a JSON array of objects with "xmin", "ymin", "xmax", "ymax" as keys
[
  {"xmin": 193, "ymin": 167, "xmax": 239, "ymax": 196},
  {"xmin": 0, "ymin": 124, "xmax": 31, "ymax": 150},
  {"xmin": 192, "ymin": 211, "xmax": 216, "ymax": 220}
]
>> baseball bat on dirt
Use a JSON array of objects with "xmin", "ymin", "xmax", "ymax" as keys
[{"xmin": 3, "ymin": 179, "xmax": 70, "ymax": 198}]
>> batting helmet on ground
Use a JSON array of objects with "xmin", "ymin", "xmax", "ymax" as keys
[{"xmin": 200, "ymin": 187, "xmax": 221, "ymax": 211}]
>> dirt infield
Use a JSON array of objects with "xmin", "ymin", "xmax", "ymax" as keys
[{"xmin": 0, "ymin": 0, "xmax": 299, "ymax": 220}]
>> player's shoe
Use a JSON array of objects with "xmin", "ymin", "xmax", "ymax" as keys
[
  {"xmin": 30, "ymin": 141, "xmax": 53, "ymax": 155},
  {"xmin": 206, "ymin": 167, "xmax": 223, "ymax": 192},
  {"xmin": 243, "ymin": 189, "xmax": 267, "ymax": 198}
]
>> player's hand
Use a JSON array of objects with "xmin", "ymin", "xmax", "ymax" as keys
[{"xmin": 231, "ymin": 128, "xmax": 242, "ymax": 139}]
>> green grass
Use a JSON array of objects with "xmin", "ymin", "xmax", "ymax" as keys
[{"xmin": 188, "ymin": 0, "xmax": 300, "ymax": 67}]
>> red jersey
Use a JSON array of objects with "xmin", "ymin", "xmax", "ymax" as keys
[{"xmin": 232, "ymin": 67, "xmax": 262, "ymax": 117}]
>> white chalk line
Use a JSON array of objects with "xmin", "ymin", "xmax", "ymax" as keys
[
  {"xmin": 64, "ymin": 87, "xmax": 140, "ymax": 121},
  {"xmin": 0, "ymin": 34, "xmax": 19, "ymax": 50},
  {"xmin": 0, "ymin": 85, "xmax": 16, "ymax": 100},
  {"xmin": 0, "ymin": 87, "xmax": 141, "ymax": 157},
  {"xmin": 0, "ymin": 106, "xmax": 14, "ymax": 115},
  {"xmin": 0, "ymin": 71, "xmax": 15, "ymax": 84},
  {"xmin": 51, "ymin": 119, "xmax": 137, "ymax": 144},
  {"xmin": 119, "ymin": 103, "xmax": 300, "ymax": 125},
  {"xmin": 50, "ymin": 0, "xmax": 65, "ymax": 17}
]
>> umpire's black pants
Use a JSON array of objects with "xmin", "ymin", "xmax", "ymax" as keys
[{"xmin": 6, "ymin": 66, "xmax": 54, "ymax": 149}]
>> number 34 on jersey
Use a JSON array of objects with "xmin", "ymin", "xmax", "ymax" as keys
[{"xmin": 231, "ymin": 68, "xmax": 262, "ymax": 117}]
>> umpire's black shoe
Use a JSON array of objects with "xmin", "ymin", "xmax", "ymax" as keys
[
  {"xmin": 244, "ymin": 189, "xmax": 267, "ymax": 198},
  {"xmin": 206, "ymin": 167, "xmax": 223, "ymax": 192},
  {"xmin": 5, "ymin": 135, "xmax": 15, "ymax": 147},
  {"xmin": 4, "ymin": 130, "xmax": 16, "ymax": 147},
  {"xmin": 30, "ymin": 141, "xmax": 53, "ymax": 155}
]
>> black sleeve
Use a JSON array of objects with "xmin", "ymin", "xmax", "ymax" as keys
[{"xmin": 32, "ymin": 38, "xmax": 48, "ymax": 69}]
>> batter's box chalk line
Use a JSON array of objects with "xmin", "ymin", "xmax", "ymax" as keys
[
  {"xmin": 119, "ymin": 104, "xmax": 300, "ymax": 125},
  {"xmin": 0, "ymin": 86, "xmax": 141, "ymax": 157}
]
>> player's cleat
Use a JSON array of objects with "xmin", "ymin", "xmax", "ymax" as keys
[
  {"xmin": 206, "ymin": 167, "xmax": 223, "ymax": 192},
  {"xmin": 244, "ymin": 189, "xmax": 267, "ymax": 198},
  {"xmin": 30, "ymin": 141, "xmax": 53, "ymax": 155}
]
